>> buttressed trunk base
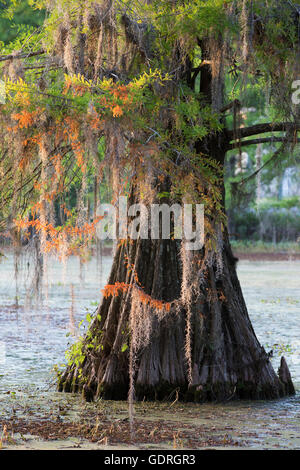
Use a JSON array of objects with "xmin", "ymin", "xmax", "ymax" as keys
[{"xmin": 58, "ymin": 227, "xmax": 295, "ymax": 402}]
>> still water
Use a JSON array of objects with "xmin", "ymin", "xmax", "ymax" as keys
[{"xmin": 0, "ymin": 252, "xmax": 299, "ymax": 448}]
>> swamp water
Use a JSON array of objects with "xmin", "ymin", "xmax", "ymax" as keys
[{"xmin": 0, "ymin": 253, "xmax": 299, "ymax": 449}]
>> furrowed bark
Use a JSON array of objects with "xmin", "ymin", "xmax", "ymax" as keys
[{"xmin": 58, "ymin": 219, "xmax": 294, "ymax": 402}]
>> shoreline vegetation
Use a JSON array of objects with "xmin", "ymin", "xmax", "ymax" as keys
[
  {"xmin": 1, "ymin": 240, "xmax": 300, "ymax": 261},
  {"xmin": 231, "ymin": 241, "xmax": 300, "ymax": 261}
]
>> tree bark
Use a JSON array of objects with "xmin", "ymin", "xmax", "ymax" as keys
[
  {"xmin": 58, "ymin": 215, "xmax": 294, "ymax": 402},
  {"xmin": 58, "ymin": 124, "xmax": 295, "ymax": 402}
]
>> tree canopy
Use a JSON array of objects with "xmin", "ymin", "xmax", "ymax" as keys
[{"xmin": 1, "ymin": 0, "xmax": 299, "ymax": 255}]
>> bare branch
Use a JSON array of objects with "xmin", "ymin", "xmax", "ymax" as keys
[
  {"xmin": 0, "ymin": 50, "xmax": 45, "ymax": 63},
  {"xmin": 228, "ymin": 136, "xmax": 300, "ymax": 150},
  {"xmin": 228, "ymin": 122, "xmax": 300, "ymax": 141},
  {"xmin": 220, "ymin": 99, "xmax": 241, "ymax": 114}
]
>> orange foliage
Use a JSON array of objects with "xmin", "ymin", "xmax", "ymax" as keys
[
  {"xmin": 18, "ymin": 154, "xmax": 30, "ymax": 171},
  {"xmin": 102, "ymin": 281, "xmax": 171, "ymax": 313},
  {"xmin": 102, "ymin": 282, "xmax": 130, "ymax": 298},
  {"xmin": 112, "ymin": 105, "xmax": 124, "ymax": 118},
  {"xmin": 12, "ymin": 110, "xmax": 38, "ymax": 129},
  {"xmin": 63, "ymin": 116, "xmax": 85, "ymax": 171},
  {"xmin": 96, "ymin": 84, "xmax": 134, "ymax": 119},
  {"xmin": 15, "ymin": 214, "xmax": 104, "ymax": 256},
  {"xmin": 136, "ymin": 289, "xmax": 171, "ymax": 312}
]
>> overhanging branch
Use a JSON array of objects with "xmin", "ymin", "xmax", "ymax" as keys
[
  {"xmin": 228, "ymin": 136, "xmax": 300, "ymax": 150},
  {"xmin": 228, "ymin": 122, "xmax": 300, "ymax": 141}
]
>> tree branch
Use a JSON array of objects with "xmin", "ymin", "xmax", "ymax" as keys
[
  {"xmin": 228, "ymin": 136, "xmax": 300, "ymax": 150},
  {"xmin": 239, "ymin": 141, "xmax": 288, "ymax": 186},
  {"xmin": 0, "ymin": 50, "xmax": 45, "ymax": 63},
  {"xmin": 220, "ymin": 99, "xmax": 241, "ymax": 114},
  {"xmin": 228, "ymin": 122, "xmax": 300, "ymax": 141}
]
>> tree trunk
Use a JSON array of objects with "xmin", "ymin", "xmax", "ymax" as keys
[
  {"xmin": 58, "ymin": 224, "xmax": 294, "ymax": 402},
  {"xmin": 58, "ymin": 127, "xmax": 295, "ymax": 402}
]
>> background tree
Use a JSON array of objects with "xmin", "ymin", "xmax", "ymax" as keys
[{"xmin": 0, "ymin": 0, "xmax": 298, "ymax": 402}]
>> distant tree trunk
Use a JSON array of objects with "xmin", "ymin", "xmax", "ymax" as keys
[{"xmin": 58, "ymin": 135, "xmax": 295, "ymax": 402}]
